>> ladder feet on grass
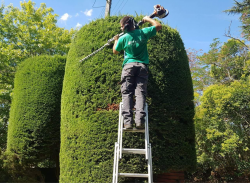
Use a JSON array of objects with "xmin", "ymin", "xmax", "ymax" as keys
[{"xmin": 112, "ymin": 102, "xmax": 153, "ymax": 183}]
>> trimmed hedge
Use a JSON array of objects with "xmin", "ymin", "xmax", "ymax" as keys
[
  {"xmin": 147, "ymin": 21, "xmax": 196, "ymax": 173},
  {"xmin": 60, "ymin": 15, "xmax": 195, "ymax": 182},
  {"xmin": 7, "ymin": 55, "xmax": 66, "ymax": 170}
]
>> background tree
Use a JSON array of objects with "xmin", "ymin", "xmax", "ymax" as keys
[
  {"xmin": 225, "ymin": 0, "xmax": 250, "ymax": 40},
  {"xmin": 189, "ymin": 1, "xmax": 250, "ymax": 180},
  {"xmin": 190, "ymin": 37, "xmax": 250, "ymax": 181},
  {"xmin": 0, "ymin": 0, "xmax": 75, "ymax": 150},
  {"xmin": 198, "ymin": 38, "xmax": 249, "ymax": 83},
  {"xmin": 186, "ymin": 48, "xmax": 214, "ymax": 105},
  {"xmin": 195, "ymin": 81, "xmax": 250, "ymax": 181},
  {"xmin": 186, "ymin": 37, "xmax": 249, "ymax": 106}
]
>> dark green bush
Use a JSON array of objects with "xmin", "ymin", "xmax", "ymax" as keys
[
  {"xmin": 0, "ymin": 150, "xmax": 9, "ymax": 182},
  {"xmin": 60, "ymin": 15, "xmax": 195, "ymax": 182},
  {"xmin": 0, "ymin": 151, "xmax": 44, "ymax": 182},
  {"xmin": 7, "ymin": 55, "xmax": 66, "ymax": 176},
  {"xmin": 147, "ymin": 22, "xmax": 196, "ymax": 173}
]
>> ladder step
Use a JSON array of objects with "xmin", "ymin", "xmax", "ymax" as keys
[
  {"xmin": 119, "ymin": 173, "xmax": 149, "ymax": 178},
  {"xmin": 123, "ymin": 128, "xmax": 145, "ymax": 132},
  {"xmin": 122, "ymin": 148, "xmax": 146, "ymax": 154}
]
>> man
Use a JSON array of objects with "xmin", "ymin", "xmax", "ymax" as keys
[{"xmin": 113, "ymin": 16, "xmax": 162, "ymax": 129}]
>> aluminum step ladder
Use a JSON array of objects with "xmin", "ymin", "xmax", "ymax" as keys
[{"xmin": 112, "ymin": 102, "xmax": 153, "ymax": 183}]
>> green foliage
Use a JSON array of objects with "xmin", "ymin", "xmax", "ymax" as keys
[
  {"xmin": 0, "ymin": 1, "xmax": 74, "ymax": 55},
  {"xmin": 190, "ymin": 38, "xmax": 250, "ymax": 182},
  {"xmin": 195, "ymin": 80, "xmax": 250, "ymax": 181},
  {"xmin": 0, "ymin": 150, "xmax": 9, "ymax": 182},
  {"xmin": 0, "ymin": 116, "xmax": 8, "ymax": 150},
  {"xmin": 184, "ymin": 2, "xmax": 250, "ymax": 181},
  {"xmin": 147, "ymin": 21, "xmax": 196, "ymax": 173},
  {"xmin": 7, "ymin": 55, "xmax": 66, "ymax": 174},
  {"xmin": 187, "ymin": 38, "xmax": 249, "ymax": 103},
  {"xmin": 0, "ymin": 1, "xmax": 75, "ymax": 150},
  {"xmin": 225, "ymin": 0, "xmax": 250, "ymax": 40},
  {"xmin": 60, "ymin": 15, "xmax": 195, "ymax": 182},
  {"xmin": 187, "ymin": 49, "xmax": 213, "ymax": 94},
  {"xmin": 198, "ymin": 38, "xmax": 250, "ymax": 84},
  {"xmin": 189, "ymin": 23, "xmax": 250, "ymax": 182},
  {"xmin": 0, "ymin": 151, "xmax": 44, "ymax": 182}
]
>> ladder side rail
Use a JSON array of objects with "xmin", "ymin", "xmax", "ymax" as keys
[
  {"xmin": 119, "ymin": 115, "xmax": 124, "ymax": 159},
  {"xmin": 117, "ymin": 102, "xmax": 122, "ymax": 145},
  {"xmin": 147, "ymin": 103, "xmax": 150, "ymax": 159},
  {"xmin": 145, "ymin": 103, "xmax": 149, "ymax": 160},
  {"xmin": 119, "ymin": 103, "xmax": 124, "ymax": 159},
  {"xmin": 118, "ymin": 102, "xmax": 123, "ymax": 159},
  {"xmin": 148, "ymin": 143, "xmax": 153, "ymax": 183},
  {"xmin": 115, "ymin": 143, "xmax": 120, "ymax": 183},
  {"xmin": 112, "ymin": 142, "xmax": 119, "ymax": 183}
]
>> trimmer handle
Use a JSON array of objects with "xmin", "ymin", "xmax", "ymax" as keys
[
  {"xmin": 108, "ymin": 32, "xmax": 124, "ymax": 43},
  {"xmin": 137, "ymin": 13, "xmax": 156, "ymax": 27}
]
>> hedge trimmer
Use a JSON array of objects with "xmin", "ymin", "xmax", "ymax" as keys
[{"xmin": 79, "ymin": 5, "xmax": 169, "ymax": 63}]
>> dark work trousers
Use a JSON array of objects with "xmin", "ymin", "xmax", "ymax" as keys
[{"xmin": 120, "ymin": 62, "xmax": 148, "ymax": 126}]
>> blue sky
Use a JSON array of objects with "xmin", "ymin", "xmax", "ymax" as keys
[{"xmin": 3, "ymin": 0, "xmax": 243, "ymax": 53}]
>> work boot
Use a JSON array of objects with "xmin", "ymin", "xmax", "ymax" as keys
[
  {"xmin": 124, "ymin": 123, "xmax": 133, "ymax": 129},
  {"xmin": 136, "ymin": 122, "xmax": 145, "ymax": 129}
]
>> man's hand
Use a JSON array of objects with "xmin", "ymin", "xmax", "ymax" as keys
[
  {"xmin": 113, "ymin": 34, "xmax": 119, "ymax": 41},
  {"xmin": 142, "ymin": 16, "xmax": 151, "ymax": 23},
  {"xmin": 142, "ymin": 16, "xmax": 162, "ymax": 32},
  {"xmin": 113, "ymin": 34, "xmax": 119, "ymax": 54}
]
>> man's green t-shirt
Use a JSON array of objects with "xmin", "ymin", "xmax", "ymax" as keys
[{"xmin": 115, "ymin": 26, "xmax": 156, "ymax": 67}]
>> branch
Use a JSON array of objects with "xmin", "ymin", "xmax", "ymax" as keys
[
  {"xmin": 226, "ymin": 68, "xmax": 235, "ymax": 81},
  {"xmin": 224, "ymin": 21, "xmax": 249, "ymax": 50},
  {"xmin": 225, "ymin": 33, "xmax": 249, "ymax": 50},
  {"xmin": 211, "ymin": 62, "xmax": 222, "ymax": 67},
  {"xmin": 234, "ymin": 111, "xmax": 250, "ymax": 126}
]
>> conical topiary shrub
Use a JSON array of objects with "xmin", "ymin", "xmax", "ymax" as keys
[
  {"xmin": 60, "ymin": 15, "xmax": 195, "ymax": 182},
  {"xmin": 7, "ymin": 55, "xmax": 66, "ymax": 175}
]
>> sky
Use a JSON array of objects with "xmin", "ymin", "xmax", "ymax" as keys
[{"xmin": 3, "ymin": 0, "xmax": 243, "ymax": 54}]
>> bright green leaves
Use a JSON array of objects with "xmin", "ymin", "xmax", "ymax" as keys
[
  {"xmin": 0, "ymin": 1, "xmax": 74, "ymax": 55},
  {"xmin": 0, "ymin": 1, "xmax": 75, "ymax": 150},
  {"xmin": 188, "ymin": 38, "xmax": 249, "ymax": 105},
  {"xmin": 198, "ymin": 38, "xmax": 249, "ymax": 84},
  {"xmin": 187, "ymin": 48, "xmax": 213, "ymax": 95},
  {"xmin": 195, "ymin": 81, "xmax": 250, "ymax": 175},
  {"xmin": 193, "ymin": 38, "xmax": 250, "ymax": 179}
]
